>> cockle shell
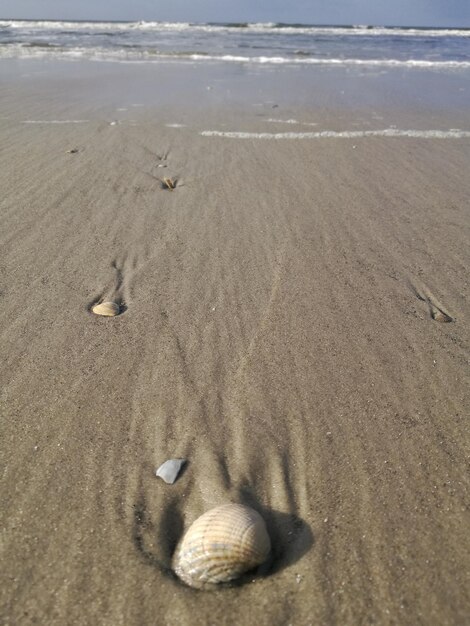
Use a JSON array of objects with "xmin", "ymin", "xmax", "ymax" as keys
[
  {"xmin": 173, "ymin": 504, "xmax": 271, "ymax": 590},
  {"xmin": 92, "ymin": 301, "xmax": 120, "ymax": 317}
]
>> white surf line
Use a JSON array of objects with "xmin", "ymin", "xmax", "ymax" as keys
[
  {"xmin": 265, "ymin": 118, "xmax": 300, "ymax": 124},
  {"xmin": 22, "ymin": 119, "xmax": 89, "ymax": 124},
  {"xmin": 165, "ymin": 123, "xmax": 186, "ymax": 128},
  {"xmin": 201, "ymin": 129, "xmax": 470, "ymax": 139},
  {"xmin": 265, "ymin": 118, "xmax": 318, "ymax": 126}
]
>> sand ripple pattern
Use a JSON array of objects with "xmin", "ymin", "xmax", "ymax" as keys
[{"xmin": 0, "ymin": 110, "xmax": 469, "ymax": 626}]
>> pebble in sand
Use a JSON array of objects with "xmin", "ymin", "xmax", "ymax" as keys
[{"xmin": 155, "ymin": 459, "xmax": 186, "ymax": 484}]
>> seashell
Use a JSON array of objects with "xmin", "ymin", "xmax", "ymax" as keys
[
  {"xmin": 173, "ymin": 503, "xmax": 271, "ymax": 590},
  {"xmin": 432, "ymin": 309, "xmax": 453, "ymax": 323},
  {"xmin": 163, "ymin": 177, "xmax": 175, "ymax": 190},
  {"xmin": 156, "ymin": 458, "xmax": 186, "ymax": 484},
  {"xmin": 92, "ymin": 301, "xmax": 120, "ymax": 317}
]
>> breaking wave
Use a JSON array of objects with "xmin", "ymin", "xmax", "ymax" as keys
[
  {"xmin": 2, "ymin": 44, "xmax": 470, "ymax": 68},
  {"xmin": 1, "ymin": 20, "xmax": 469, "ymax": 37}
]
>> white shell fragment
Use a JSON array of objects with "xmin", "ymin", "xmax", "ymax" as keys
[
  {"xmin": 92, "ymin": 301, "xmax": 120, "ymax": 317},
  {"xmin": 173, "ymin": 503, "xmax": 271, "ymax": 590},
  {"xmin": 156, "ymin": 458, "xmax": 186, "ymax": 484}
]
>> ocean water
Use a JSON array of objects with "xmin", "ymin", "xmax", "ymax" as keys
[{"xmin": 0, "ymin": 20, "xmax": 470, "ymax": 69}]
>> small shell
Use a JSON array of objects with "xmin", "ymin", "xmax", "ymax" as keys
[
  {"xmin": 173, "ymin": 504, "xmax": 271, "ymax": 590},
  {"xmin": 432, "ymin": 309, "xmax": 453, "ymax": 323},
  {"xmin": 156, "ymin": 458, "xmax": 186, "ymax": 484},
  {"xmin": 92, "ymin": 301, "xmax": 120, "ymax": 317}
]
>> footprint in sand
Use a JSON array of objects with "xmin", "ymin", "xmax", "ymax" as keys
[
  {"xmin": 409, "ymin": 281, "xmax": 454, "ymax": 323},
  {"xmin": 90, "ymin": 257, "xmax": 134, "ymax": 317}
]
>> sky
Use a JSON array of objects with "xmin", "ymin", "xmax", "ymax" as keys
[{"xmin": 1, "ymin": 0, "xmax": 469, "ymax": 27}]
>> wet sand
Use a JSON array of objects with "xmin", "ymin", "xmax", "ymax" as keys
[{"xmin": 0, "ymin": 62, "xmax": 469, "ymax": 625}]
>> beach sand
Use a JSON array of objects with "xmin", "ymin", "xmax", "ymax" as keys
[{"xmin": 0, "ymin": 62, "xmax": 469, "ymax": 625}]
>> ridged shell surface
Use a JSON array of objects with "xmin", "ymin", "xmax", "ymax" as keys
[
  {"xmin": 173, "ymin": 504, "xmax": 271, "ymax": 590},
  {"xmin": 92, "ymin": 301, "xmax": 120, "ymax": 317}
]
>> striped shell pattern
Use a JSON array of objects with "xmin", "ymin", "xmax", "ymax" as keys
[{"xmin": 173, "ymin": 503, "xmax": 271, "ymax": 590}]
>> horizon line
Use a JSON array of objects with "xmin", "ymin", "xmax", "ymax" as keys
[{"xmin": 1, "ymin": 18, "xmax": 469, "ymax": 30}]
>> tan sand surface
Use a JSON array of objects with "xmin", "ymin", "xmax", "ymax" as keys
[{"xmin": 0, "ymin": 91, "xmax": 469, "ymax": 625}]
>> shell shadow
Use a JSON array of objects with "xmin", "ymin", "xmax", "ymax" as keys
[
  {"xmin": 131, "ymin": 489, "xmax": 313, "ymax": 591},
  {"xmin": 237, "ymin": 487, "xmax": 314, "ymax": 579},
  {"xmin": 131, "ymin": 495, "xmax": 182, "ymax": 582}
]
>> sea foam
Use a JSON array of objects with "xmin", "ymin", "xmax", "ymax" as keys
[{"xmin": 200, "ymin": 129, "xmax": 470, "ymax": 139}]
